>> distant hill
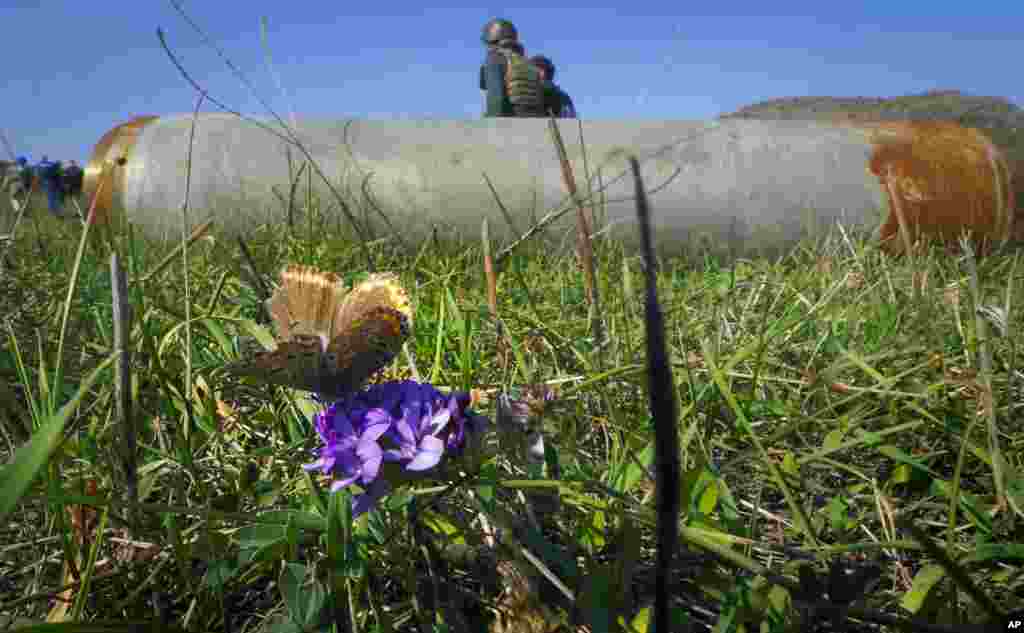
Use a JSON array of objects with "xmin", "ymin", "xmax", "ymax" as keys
[
  {"xmin": 721, "ymin": 90, "xmax": 1022, "ymax": 155},
  {"xmin": 721, "ymin": 89, "xmax": 1023, "ymax": 210},
  {"xmin": 721, "ymin": 89, "xmax": 1020, "ymax": 128}
]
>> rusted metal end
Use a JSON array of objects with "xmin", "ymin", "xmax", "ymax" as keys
[
  {"xmin": 862, "ymin": 121, "xmax": 1016, "ymax": 254},
  {"xmin": 83, "ymin": 115, "xmax": 159, "ymax": 226},
  {"xmin": 1012, "ymin": 158, "xmax": 1024, "ymax": 240}
]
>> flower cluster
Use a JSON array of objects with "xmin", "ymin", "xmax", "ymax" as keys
[{"xmin": 303, "ymin": 380, "xmax": 483, "ymax": 516}]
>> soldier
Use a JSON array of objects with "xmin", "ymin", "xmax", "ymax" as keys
[
  {"xmin": 62, "ymin": 159, "xmax": 84, "ymax": 199},
  {"xmin": 479, "ymin": 18, "xmax": 545, "ymax": 118},
  {"xmin": 17, "ymin": 156, "xmax": 32, "ymax": 193},
  {"xmin": 36, "ymin": 156, "xmax": 64, "ymax": 216},
  {"xmin": 530, "ymin": 55, "xmax": 577, "ymax": 119}
]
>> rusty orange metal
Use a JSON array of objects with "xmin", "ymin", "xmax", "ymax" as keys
[
  {"xmin": 861, "ymin": 121, "xmax": 1016, "ymax": 254},
  {"xmin": 1012, "ymin": 158, "xmax": 1024, "ymax": 240},
  {"xmin": 83, "ymin": 115, "xmax": 159, "ymax": 226}
]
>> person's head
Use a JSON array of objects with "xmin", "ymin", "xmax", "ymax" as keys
[
  {"xmin": 481, "ymin": 18, "xmax": 517, "ymax": 48},
  {"xmin": 41, "ymin": 155, "xmax": 48, "ymax": 163},
  {"xmin": 15, "ymin": 156, "xmax": 27, "ymax": 166},
  {"xmin": 530, "ymin": 55, "xmax": 555, "ymax": 81}
]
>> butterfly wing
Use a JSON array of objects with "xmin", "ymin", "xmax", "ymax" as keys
[
  {"xmin": 266, "ymin": 265, "xmax": 347, "ymax": 340},
  {"xmin": 332, "ymin": 273, "xmax": 412, "ymax": 339},
  {"xmin": 229, "ymin": 267, "xmax": 412, "ymax": 397},
  {"xmin": 230, "ymin": 265, "xmax": 345, "ymax": 393},
  {"xmin": 224, "ymin": 334, "xmax": 331, "ymax": 393},
  {"xmin": 320, "ymin": 306, "xmax": 411, "ymax": 397},
  {"xmin": 318, "ymin": 273, "xmax": 412, "ymax": 396}
]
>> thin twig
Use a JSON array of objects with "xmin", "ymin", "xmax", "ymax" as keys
[
  {"xmin": 960, "ymin": 238, "xmax": 1018, "ymax": 518},
  {"xmin": 576, "ymin": 118, "xmax": 594, "ymax": 230},
  {"xmin": 359, "ymin": 171, "xmax": 412, "ymax": 253},
  {"xmin": 236, "ymin": 236, "xmax": 272, "ymax": 305},
  {"xmin": 138, "ymin": 220, "xmax": 214, "ymax": 284},
  {"xmin": 179, "ymin": 93, "xmax": 203, "ymax": 468},
  {"xmin": 155, "ymin": 23, "xmax": 375, "ymax": 272},
  {"xmin": 110, "ymin": 253, "xmax": 135, "ymax": 530},
  {"xmin": 482, "ymin": 218, "xmax": 499, "ymax": 320},
  {"xmin": 548, "ymin": 117, "xmax": 604, "ymax": 351},
  {"xmin": 482, "ymin": 171, "xmax": 522, "ymax": 238},
  {"xmin": 286, "ymin": 160, "xmax": 307, "ymax": 231},
  {"xmin": 884, "ymin": 167, "xmax": 916, "ymax": 258},
  {"xmin": 492, "ymin": 156, "xmax": 684, "ymax": 266}
]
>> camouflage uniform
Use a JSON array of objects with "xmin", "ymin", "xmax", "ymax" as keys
[
  {"xmin": 530, "ymin": 55, "xmax": 577, "ymax": 118},
  {"xmin": 542, "ymin": 80, "xmax": 577, "ymax": 118},
  {"xmin": 479, "ymin": 19, "xmax": 545, "ymax": 118}
]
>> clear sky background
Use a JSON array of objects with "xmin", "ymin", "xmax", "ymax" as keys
[{"xmin": 2, "ymin": 1, "xmax": 1021, "ymax": 164}]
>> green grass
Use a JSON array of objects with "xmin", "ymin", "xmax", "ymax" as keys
[{"xmin": 1, "ymin": 182, "xmax": 1023, "ymax": 633}]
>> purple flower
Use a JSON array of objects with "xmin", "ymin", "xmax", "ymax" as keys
[
  {"xmin": 303, "ymin": 401, "xmax": 389, "ymax": 493},
  {"xmin": 441, "ymin": 390, "xmax": 477, "ymax": 456},
  {"xmin": 382, "ymin": 382, "xmax": 475, "ymax": 471},
  {"xmin": 304, "ymin": 381, "xmax": 479, "ymax": 516}
]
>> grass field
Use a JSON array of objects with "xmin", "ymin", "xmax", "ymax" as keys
[{"xmin": 1, "ymin": 163, "xmax": 1022, "ymax": 633}]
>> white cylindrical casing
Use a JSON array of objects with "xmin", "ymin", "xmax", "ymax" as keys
[{"xmin": 85, "ymin": 115, "xmax": 1016, "ymax": 256}]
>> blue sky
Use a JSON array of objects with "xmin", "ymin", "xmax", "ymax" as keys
[{"xmin": 2, "ymin": 1, "xmax": 1021, "ymax": 163}]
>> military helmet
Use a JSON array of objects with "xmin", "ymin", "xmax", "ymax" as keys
[
  {"xmin": 529, "ymin": 55, "xmax": 555, "ymax": 80},
  {"xmin": 481, "ymin": 18, "xmax": 517, "ymax": 45}
]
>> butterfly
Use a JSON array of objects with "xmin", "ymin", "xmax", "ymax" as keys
[{"xmin": 226, "ymin": 265, "xmax": 412, "ymax": 397}]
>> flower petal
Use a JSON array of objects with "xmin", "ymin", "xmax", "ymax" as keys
[
  {"xmin": 406, "ymin": 435, "xmax": 445, "ymax": 471},
  {"xmin": 424, "ymin": 409, "xmax": 451, "ymax": 436},
  {"xmin": 331, "ymin": 409, "xmax": 356, "ymax": 437},
  {"xmin": 364, "ymin": 408, "xmax": 392, "ymax": 428},
  {"xmin": 391, "ymin": 416, "xmax": 417, "ymax": 446},
  {"xmin": 357, "ymin": 441, "xmax": 383, "ymax": 482},
  {"xmin": 362, "ymin": 421, "xmax": 392, "ymax": 442},
  {"xmin": 330, "ymin": 472, "xmax": 359, "ymax": 491}
]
